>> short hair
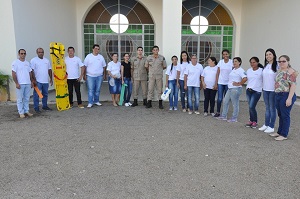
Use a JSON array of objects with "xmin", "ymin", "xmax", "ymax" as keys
[
  {"xmin": 112, "ymin": 53, "xmax": 118, "ymax": 57},
  {"xmin": 18, "ymin": 49, "xmax": 26, "ymax": 54},
  {"xmin": 36, "ymin": 47, "xmax": 44, "ymax": 53},
  {"xmin": 222, "ymin": 49, "xmax": 230, "ymax": 54},
  {"xmin": 68, "ymin": 47, "xmax": 75, "ymax": 51},
  {"xmin": 123, "ymin": 53, "xmax": 129, "ymax": 57},
  {"xmin": 93, "ymin": 44, "xmax": 100, "ymax": 49},
  {"xmin": 152, "ymin": 45, "xmax": 159, "ymax": 50},
  {"xmin": 137, "ymin": 46, "xmax": 143, "ymax": 50}
]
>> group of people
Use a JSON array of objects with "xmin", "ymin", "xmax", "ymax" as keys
[{"xmin": 12, "ymin": 45, "xmax": 297, "ymax": 141}]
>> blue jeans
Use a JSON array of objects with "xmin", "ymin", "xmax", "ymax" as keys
[
  {"xmin": 87, "ymin": 75, "xmax": 103, "ymax": 104},
  {"xmin": 179, "ymin": 80, "xmax": 188, "ymax": 109},
  {"xmin": 124, "ymin": 78, "xmax": 132, "ymax": 103},
  {"xmin": 217, "ymin": 84, "xmax": 228, "ymax": 113},
  {"xmin": 168, "ymin": 80, "xmax": 179, "ymax": 108},
  {"xmin": 221, "ymin": 87, "xmax": 242, "ymax": 119},
  {"xmin": 246, "ymin": 89, "xmax": 262, "ymax": 122},
  {"xmin": 34, "ymin": 82, "xmax": 49, "ymax": 111},
  {"xmin": 188, "ymin": 86, "xmax": 200, "ymax": 111},
  {"xmin": 16, "ymin": 84, "xmax": 31, "ymax": 114},
  {"xmin": 275, "ymin": 92, "xmax": 296, "ymax": 137},
  {"xmin": 263, "ymin": 90, "xmax": 276, "ymax": 128}
]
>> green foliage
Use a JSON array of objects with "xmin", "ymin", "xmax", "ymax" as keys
[{"xmin": 0, "ymin": 71, "xmax": 10, "ymax": 88}]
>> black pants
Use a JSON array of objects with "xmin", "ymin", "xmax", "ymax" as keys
[
  {"xmin": 204, "ymin": 88, "xmax": 217, "ymax": 113},
  {"xmin": 67, "ymin": 79, "xmax": 82, "ymax": 105}
]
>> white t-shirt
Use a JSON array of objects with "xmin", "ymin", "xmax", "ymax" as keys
[
  {"xmin": 107, "ymin": 61, "xmax": 121, "ymax": 77},
  {"xmin": 84, "ymin": 53, "xmax": 106, "ymax": 77},
  {"xmin": 65, "ymin": 56, "xmax": 84, "ymax": 79},
  {"xmin": 246, "ymin": 68, "xmax": 263, "ymax": 92},
  {"xmin": 202, "ymin": 66, "xmax": 218, "ymax": 89},
  {"xmin": 165, "ymin": 64, "xmax": 177, "ymax": 80},
  {"xmin": 12, "ymin": 59, "xmax": 32, "ymax": 84},
  {"xmin": 263, "ymin": 64, "xmax": 277, "ymax": 91},
  {"xmin": 184, "ymin": 63, "xmax": 203, "ymax": 87},
  {"xmin": 217, "ymin": 59, "xmax": 233, "ymax": 85},
  {"xmin": 30, "ymin": 57, "xmax": 51, "ymax": 83},
  {"xmin": 177, "ymin": 61, "xmax": 190, "ymax": 80},
  {"xmin": 228, "ymin": 67, "xmax": 247, "ymax": 89}
]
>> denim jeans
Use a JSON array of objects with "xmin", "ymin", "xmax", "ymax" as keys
[
  {"xmin": 67, "ymin": 79, "xmax": 82, "ymax": 105},
  {"xmin": 179, "ymin": 80, "xmax": 188, "ymax": 109},
  {"xmin": 124, "ymin": 77, "xmax": 132, "ymax": 103},
  {"xmin": 246, "ymin": 89, "xmax": 262, "ymax": 122},
  {"xmin": 217, "ymin": 84, "xmax": 228, "ymax": 113},
  {"xmin": 168, "ymin": 80, "xmax": 179, "ymax": 108},
  {"xmin": 188, "ymin": 86, "xmax": 200, "ymax": 111},
  {"xmin": 263, "ymin": 90, "xmax": 276, "ymax": 128},
  {"xmin": 87, "ymin": 75, "xmax": 103, "ymax": 104},
  {"xmin": 204, "ymin": 88, "xmax": 217, "ymax": 113},
  {"xmin": 33, "ymin": 82, "xmax": 49, "ymax": 110},
  {"xmin": 275, "ymin": 92, "xmax": 296, "ymax": 137},
  {"xmin": 221, "ymin": 87, "xmax": 242, "ymax": 119},
  {"xmin": 16, "ymin": 84, "xmax": 31, "ymax": 114}
]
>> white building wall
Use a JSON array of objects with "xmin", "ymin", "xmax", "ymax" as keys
[
  {"xmin": 0, "ymin": 0, "xmax": 17, "ymax": 99},
  {"xmin": 240, "ymin": 0, "xmax": 300, "ymax": 95}
]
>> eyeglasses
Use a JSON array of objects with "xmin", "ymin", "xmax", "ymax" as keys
[
  {"xmin": 278, "ymin": 60, "xmax": 287, "ymax": 63},
  {"xmin": 38, "ymin": 52, "xmax": 44, "ymax": 53},
  {"xmin": 20, "ymin": 53, "xmax": 26, "ymax": 55},
  {"xmin": 94, "ymin": 48, "xmax": 100, "ymax": 50}
]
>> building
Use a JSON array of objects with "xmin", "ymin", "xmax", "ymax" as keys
[{"xmin": 1, "ymin": 0, "xmax": 299, "ymax": 100}]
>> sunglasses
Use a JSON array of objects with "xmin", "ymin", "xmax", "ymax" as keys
[
  {"xmin": 278, "ymin": 60, "xmax": 287, "ymax": 63},
  {"xmin": 20, "ymin": 53, "xmax": 26, "ymax": 55}
]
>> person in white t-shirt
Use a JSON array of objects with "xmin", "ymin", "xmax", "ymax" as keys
[
  {"xmin": 258, "ymin": 48, "xmax": 278, "ymax": 133},
  {"xmin": 107, "ymin": 53, "xmax": 122, "ymax": 106},
  {"xmin": 214, "ymin": 49, "xmax": 233, "ymax": 117},
  {"xmin": 65, "ymin": 47, "xmax": 85, "ymax": 108},
  {"xmin": 12, "ymin": 49, "xmax": 34, "ymax": 118},
  {"xmin": 177, "ymin": 51, "xmax": 190, "ymax": 112},
  {"xmin": 201, "ymin": 57, "xmax": 218, "ymax": 116},
  {"xmin": 31, "ymin": 48, "xmax": 53, "ymax": 113},
  {"xmin": 165, "ymin": 56, "xmax": 179, "ymax": 111},
  {"xmin": 217, "ymin": 57, "xmax": 247, "ymax": 122},
  {"xmin": 245, "ymin": 57, "xmax": 263, "ymax": 129},
  {"xmin": 84, "ymin": 44, "xmax": 106, "ymax": 108},
  {"xmin": 184, "ymin": 54, "xmax": 203, "ymax": 115}
]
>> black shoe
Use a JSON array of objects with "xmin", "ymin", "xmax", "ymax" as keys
[
  {"xmin": 131, "ymin": 99, "xmax": 138, "ymax": 107},
  {"xmin": 143, "ymin": 99, "xmax": 147, "ymax": 106},
  {"xmin": 42, "ymin": 106, "xmax": 52, "ymax": 111},
  {"xmin": 146, "ymin": 100, "xmax": 152, "ymax": 108},
  {"xmin": 159, "ymin": 100, "xmax": 164, "ymax": 109},
  {"xmin": 214, "ymin": 113, "xmax": 220, "ymax": 117},
  {"xmin": 35, "ymin": 109, "xmax": 41, "ymax": 114}
]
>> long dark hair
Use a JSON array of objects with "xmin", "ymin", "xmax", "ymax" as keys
[
  {"xmin": 264, "ymin": 48, "xmax": 277, "ymax": 73},
  {"xmin": 209, "ymin": 57, "xmax": 218, "ymax": 65},
  {"xmin": 171, "ymin": 55, "xmax": 178, "ymax": 73},
  {"xmin": 249, "ymin": 57, "xmax": 263, "ymax": 68},
  {"xmin": 233, "ymin": 57, "xmax": 242, "ymax": 66},
  {"xmin": 180, "ymin": 51, "xmax": 190, "ymax": 64}
]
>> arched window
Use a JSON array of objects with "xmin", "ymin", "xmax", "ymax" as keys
[
  {"xmin": 182, "ymin": 0, "xmax": 234, "ymax": 64},
  {"xmin": 84, "ymin": 0, "xmax": 155, "ymax": 62}
]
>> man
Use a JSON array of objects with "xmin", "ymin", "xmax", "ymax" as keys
[
  {"xmin": 65, "ymin": 47, "xmax": 85, "ymax": 108},
  {"xmin": 83, "ymin": 44, "xmax": 106, "ymax": 108},
  {"xmin": 12, "ymin": 49, "xmax": 34, "ymax": 118},
  {"xmin": 145, "ymin": 46, "xmax": 167, "ymax": 109},
  {"xmin": 31, "ymin": 48, "xmax": 53, "ymax": 113},
  {"xmin": 130, "ymin": 46, "xmax": 148, "ymax": 107}
]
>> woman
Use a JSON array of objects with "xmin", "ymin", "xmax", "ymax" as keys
[
  {"xmin": 201, "ymin": 57, "xmax": 218, "ymax": 116},
  {"xmin": 177, "ymin": 51, "xmax": 190, "ymax": 112},
  {"xmin": 217, "ymin": 57, "xmax": 247, "ymax": 122},
  {"xmin": 107, "ymin": 53, "xmax": 121, "ymax": 106},
  {"xmin": 259, "ymin": 48, "xmax": 277, "ymax": 133},
  {"xmin": 121, "ymin": 53, "xmax": 132, "ymax": 107},
  {"xmin": 165, "ymin": 56, "xmax": 179, "ymax": 111},
  {"xmin": 184, "ymin": 54, "xmax": 203, "ymax": 115},
  {"xmin": 245, "ymin": 57, "xmax": 263, "ymax": 128},
  {"xmin": 270, "ymin": 55, "xmax": 297, "ymax": 141},
  {"xmin": 214, "ymin": 49, "xmax": 233, "ymax": 117}
]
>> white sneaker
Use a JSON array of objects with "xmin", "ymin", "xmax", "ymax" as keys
[
  {"xmin": 95, "ymin": 102, "xmax": 102, "ymax": 106},
  {"xmin": 204, "ymin": 112, "xmax": 208, "ymax": 116},
  {"xmin": 87, "ymin": 104, "xmax": 93, "ymax": 108},
  {"xmin": 169, "ymin": 107, "xmax": 173, "ymax": 111},
  {"xmin": 211, "ymin": 113, "xmax": 215, "ymax": 117},
  {"xmin": 258, "ymin": 124, "xmax": 268, "ymax": 131},
  {"xmin": 174, "ymin": 107, "xmax": 178, "ymax": 111},
  {"xmin": 264, "ymin": 127, "xmax": 274, "ymax": 133},
  {"xmin": 128, "ymin": 102, "xmax": 132, "ymax": 106},
  {"xmin": 195, "ymin": 111, "xmax": 200, "ymax": 115},
  {"xmin": 125, "ymin": 103, "xmax": 130, "ymax": 107}
]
